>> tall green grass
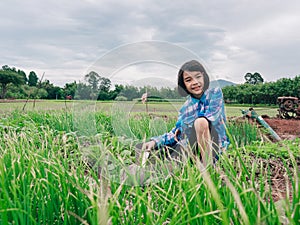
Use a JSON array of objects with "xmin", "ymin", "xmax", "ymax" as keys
[
  {"xmin": 226, "ymin": 120, "xmax": 261, "ymax": 147},
  {"xmin": 0, "ymin": 126, "xmax": 98, "ymax": 224},
  {"xmin": 0, "ymin": 110, "xmax": 298, "ymax": 224}
]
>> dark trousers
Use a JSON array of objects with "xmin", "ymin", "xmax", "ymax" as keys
[{"xmin": 135, "ymin": 122, "xmax": 220, "ymax": 165}]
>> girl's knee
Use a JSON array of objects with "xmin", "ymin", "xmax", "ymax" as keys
[{"xmin": 194, "ymin": 117, "xmax": 209, "ymax": 131}]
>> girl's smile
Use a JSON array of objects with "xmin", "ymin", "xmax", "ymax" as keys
[{"xmin": 183, "ymin": 71, "xmax": 204, "ymax": 98}]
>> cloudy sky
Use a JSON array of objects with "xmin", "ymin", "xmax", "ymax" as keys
[{"xmin": 1, "ymin": 0, "xmax": 300, "ymax": 87}]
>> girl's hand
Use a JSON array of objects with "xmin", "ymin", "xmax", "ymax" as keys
[
  {"xmin": 143, "ymin": 140, "xmax": 156, "ymax": 151},
  {"xmin": 174, "ymin": 129, "xmax": 181, "ymax": 142}
]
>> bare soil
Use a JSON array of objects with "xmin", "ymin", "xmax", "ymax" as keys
[
  {"xmin": 263, "ymin": 117, "xmax": 300, "ymax": 140},
  {"xmin": 248, "ymin": 117, "xmax": 299, "ymax": 202},
  {"xmin": 252, "ymin": 155, "xmax": 294, "ymax": 202}
]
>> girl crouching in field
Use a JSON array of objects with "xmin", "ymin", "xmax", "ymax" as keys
[{"xmin": 136, "ymin": 60, "xmax": 229, "ymax": 167}]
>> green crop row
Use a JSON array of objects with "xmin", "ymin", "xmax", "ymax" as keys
[{"xmin": 0, "ymin": 110, "xmax": 298, "ymax": 224}]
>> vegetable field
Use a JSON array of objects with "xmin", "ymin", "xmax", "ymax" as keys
[{"xmin": 0, "ymin": 100, "xmax": 299, "ymax": 224}]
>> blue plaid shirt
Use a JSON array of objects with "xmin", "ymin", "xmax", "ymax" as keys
[{"xmin": 151, "ymin": 87, "xmax": 229, "ymax": 149}]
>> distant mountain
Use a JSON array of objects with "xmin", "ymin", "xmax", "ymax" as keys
[{"xmin": 210, "ymin": 79, "xmax": 236, "ymax": 89}]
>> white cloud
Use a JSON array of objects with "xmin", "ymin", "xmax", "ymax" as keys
[{"xmin": 1, "ymin": 0, "xmax": 300, "ymax": 86}]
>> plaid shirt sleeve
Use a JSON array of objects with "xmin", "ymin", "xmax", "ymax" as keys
[
  {"xmin": 150, "ymin": 102, "xmax": 187, "ymax": 147},
  {"xmin": 150, "ymin": 127, "xmax": 177, "ymax": 147}
]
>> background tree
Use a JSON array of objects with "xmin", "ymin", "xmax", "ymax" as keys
[
  {"xmin": 40, "ymin": 79, "xmax": 64, "ymax": 99},
  {"xmin": 0, "ymin": 69, "xmax": 25, "ymax": 99},
  {"xmin": 75, "ymin": 82, "xmax": 92, "ymax": 100},
  {"xmin": 222, "ymin": 85, "xmax": 237, "ymax": 103},
  {"xmin": 294, "ymin": 76, "xmax": 300, "ymax": 98},
  {"xmin": 97, "ymin": 77, "xmax": 109, "ymax": 100},
  {"xmin": 244, "ymin": 72, "xmax": 264, "ymax": 85},
  {"xmin": 28, "ymin": 71, "xmax": 39, "ymax": 86},
  {"xmin": 63, "ymin": 81, "xmax": 77, "ymax": 99},
  {"xmin": 99, "ymin": 77, "xmax": 111, "ymax": 92},
  {"xmin": 160, "ymin": 87, "xmax": 181, "ymax": 99},
  {"xmin": 84, "ymin": 71, "xmax": 101, "ymax": 99},
  {"xmin": 17, "ymin": 69, "xmax": 27, "ymax": 84},
  {"xmin": 119, "ymin": 85, "xmax": 140, "ymax": 101},
  {"xmin": 21, "ymin": 85, "xmax": 48, "ymax": 99},
  {"xmin": 223, "ymin": 75, "xmax": 299, "ymax": 105},
  {"xmin": 108, "ymin": 84, "xmax": 124, "ymax": 100},
  {"xmin": 85, "ymin": 71, "xmax": 100, "ymax": 91},
  {"xmin": 97, "ymin": 77, "xmax": 118, "ymax": 100}
]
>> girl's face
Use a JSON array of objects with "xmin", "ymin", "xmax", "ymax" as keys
[{"xmin": 183, "ymin": 71, "xmax": 204, "ymax": 98}]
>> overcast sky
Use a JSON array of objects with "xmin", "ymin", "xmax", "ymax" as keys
[{"xmin": 1, "ymin": 0, "xmax": 300, "ymax": 87}]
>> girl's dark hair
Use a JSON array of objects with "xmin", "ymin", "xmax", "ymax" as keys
[{"xmin": 177, "ymin": 60, "xmax": 210, "ymax": 97}]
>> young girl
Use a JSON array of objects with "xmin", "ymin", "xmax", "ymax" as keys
[{"xmin": 137, "ymin": 60, "xmax": 229, "ymax": 166}]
